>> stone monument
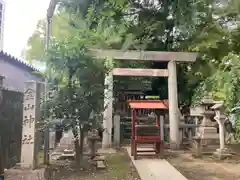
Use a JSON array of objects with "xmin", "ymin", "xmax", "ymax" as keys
[
  {"xmin": 21, "ymin": 81, "xmax": 44, "ymax": 169},
  {"xmin": 58, "ymin": 129, "xmax": 75, "ymax": 151},
  {"xmin": 88, "ymin": 129, "xmax": 100, "ymax": 158}
]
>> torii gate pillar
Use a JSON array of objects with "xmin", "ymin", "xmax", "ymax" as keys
[
  {"xmin": 168, "ymin": 61, "xmax": 180, "ymax": 149},
  {"xmin": 102, "ymin": 71, "xmax": 113, "ymax": 148}
]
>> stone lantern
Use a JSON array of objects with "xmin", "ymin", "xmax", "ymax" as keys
[
  {"xmin": 197, "ymin": 95, "xmax": 219, "ymax": 144},
  {"xmin": 190, "ymin": 94, "xmax": 220, "ymax": 157}
]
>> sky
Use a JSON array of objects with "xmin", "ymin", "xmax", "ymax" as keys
[{"xmin": 3, "ymin": 0, "xmax": 50, "ymax": 59}]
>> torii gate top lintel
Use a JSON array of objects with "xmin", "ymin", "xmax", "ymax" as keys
[{"xmin": 91, "ymin": 49, "xmax": 199, "ymax": 62}]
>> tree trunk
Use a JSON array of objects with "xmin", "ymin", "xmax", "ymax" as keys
[
  {"xmin": 74, "ymin": 137, "xmax": 81, "ymax": 166},
  {"xmin": 73, "ymin": 126, "xmax": 85, "ymax": 167},
  {"xmin": 72, "ymin": 122, "xmax": 80, "ymax": 166},
  {"xmin": 79, "ymin": 127, "xmax": 84, "ymax": 165}
]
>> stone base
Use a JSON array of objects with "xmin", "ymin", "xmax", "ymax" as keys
[
  {"xmin": 213, "ymin": 148, "xmax": 232, "ymax": 160},
  {"xmin": 169, "ymin": 142, "xmax": 180, "ymax": 150},
  {"xmin": 5, "ymin": 168, "xmax": 45, "ymax": 180},
  {"xmin": 13, "ymin": 163, "xmax": 36, "ymax": 170},
  {"xmin": 192, "ymin": 137, "xmax": 202, "ymax": 157}
]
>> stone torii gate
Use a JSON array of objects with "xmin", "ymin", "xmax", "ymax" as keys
[{"xmin": 92, "ymin": 50, "xmax": 198, "ymax": 149}]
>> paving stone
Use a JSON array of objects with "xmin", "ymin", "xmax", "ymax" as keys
[
  {"xmin": 126, "ymin": 147, "xmax": 188, "ymax": 180},
  {"xmin": 97, "ymin": 148, "xmax": 116, "ymax": 154},
  {"xmin": 96, "ymin": 161, "xmax": 106, "ymax": 169}
]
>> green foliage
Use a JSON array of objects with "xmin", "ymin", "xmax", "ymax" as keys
[
  {"xmin": 25, "ymin": 12, "xmax": 77, "ymax": 63},
  {"xmin": 43, "ymin": 4, "xmax": 139, "ymax": 130},
  {"xmin": 27, "ymin": 0, "xmax": 240, "ymax": 126}
]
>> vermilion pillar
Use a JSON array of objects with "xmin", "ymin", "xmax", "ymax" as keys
[{"xmin": 131, "ymin": 109, "xmax": 136, "ymax": 156}]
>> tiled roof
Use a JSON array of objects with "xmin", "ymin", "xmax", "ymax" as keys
[{"xmin": 0, "ymin": 51, "xmax": 39, "ymax": 72}]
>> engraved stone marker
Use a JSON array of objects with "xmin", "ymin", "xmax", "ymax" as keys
[{"xmin": 21, "ymin": 81, "xmax": 44, "ymax": 169}]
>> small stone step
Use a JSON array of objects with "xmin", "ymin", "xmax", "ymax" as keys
[
  {"xmin": 64, "ymin": 149, "xmax": 74, "ymax": 154},
  {"xmin": 96, "ymin": 160, "xmax": 106, "ymax": 169},
  {"xmin": 93, "ymin": 155, "xmax": 105, "ymax": 161},
  {"xmin": 58, "ymin": 153, "xmax": 75, "ymax": 160},
  {"xmin": 97, "ymin": 148, "xmax": 116, "ymax": 154}
]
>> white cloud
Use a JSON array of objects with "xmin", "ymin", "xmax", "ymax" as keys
[{"xmin": 3, "ymin": 0, "xmax": 50, "ymax": 58}]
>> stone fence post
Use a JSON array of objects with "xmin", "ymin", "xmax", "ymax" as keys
[{"xmin": 113, "ymin": 114, "xmax": 121, "ymax": 148}]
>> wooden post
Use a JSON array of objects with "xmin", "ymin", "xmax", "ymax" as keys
[
  {"xmin": 131, "ymin": 109, "xmax": 136, "ymax": 156},
  {"xmin": 168, "ymin": 61, "xmax": 180, "ymax": 149},
  {"xmin": 113, "ymin": 115, "xmax": 121, "ymax": 148},
  {"xmin": 102, "ymin": 71, "xmax": 113, "ymax": 148},
  {"xmin": 160, "ymin": 115, "xmax": 164, "ymax": 141}
]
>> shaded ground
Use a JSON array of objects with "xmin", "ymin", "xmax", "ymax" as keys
[
  {"xmin": 228, "ymin": 144, "xmax": 240, "ymax": 155},
  {"xmin": 50, "ymin": 150, "xmax": 140, "ymax": 180},
  {"xmin": 167, "ymin": 149, "xmax": 240, "ymax": 180}
]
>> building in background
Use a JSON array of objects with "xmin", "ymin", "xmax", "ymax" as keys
[
  {"xmin": 0, "ymin": 0, "xmax": 5, "ymax": 51},
  {"xmin": 0, "ymin": 51, "xmax": 44, "ymax": 92}
]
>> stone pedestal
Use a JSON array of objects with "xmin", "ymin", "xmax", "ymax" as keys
[
  {"xmin": 198, "ymin": 126, "xmax": 219, "ymax": 140},
  {"xmin": 5, "ymin": 168, "xmax": 46, "ymax": 180},
  {"xmin": 59, "ymin": 130, "xmax": 74, "ymax": 151},
  {"xmin": 198, "ymin": 110, "xmax": 219, "ymax": 145},
  {"xmin": 20, "ymin": 81, "xmax": 44, "ymax": 169},
  {"xmin": 88, "ymin": 129, "xmax": 100, "ymax": 158},
  {"xmin": 213, "ymin": 148, "xmax": 232, "ymax": 160},
  {"xmin": 192, "ymin": 136, "xmax": 202, "ymax": 157}
]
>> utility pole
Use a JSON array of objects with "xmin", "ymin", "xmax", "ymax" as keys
[
  {"xmin": 43, "ymin": 18, "xmax": 51, "ymax": 165},
  {"xmin": 43, "ymin": 0, "xmax": 58, "ymax": 165}
]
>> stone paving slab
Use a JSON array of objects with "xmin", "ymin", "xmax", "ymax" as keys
[
  {"xmin": 126, "ymin": 147, "xmax": 188, "ymax": 180},
  {"xmin": 5, "ymin": 168, "xmax": 45, "ymax": 180},
  {"xmin": 97, "ymin": 148, "xmax": 116, "ymax": 154}
]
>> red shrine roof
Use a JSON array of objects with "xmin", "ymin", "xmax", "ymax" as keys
[{"xmin": 128, "ymin": 100, "xmax": 169, "ymax": 109}]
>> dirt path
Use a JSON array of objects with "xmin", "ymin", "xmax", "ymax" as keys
[{"xmin": 168, "ymin": 152, "xmax": 240, "ymax": 180}]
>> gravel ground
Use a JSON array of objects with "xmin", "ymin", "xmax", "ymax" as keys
[{"xmin": 167, "ymin": 150, "xmax": 240, "ymax": 180}]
